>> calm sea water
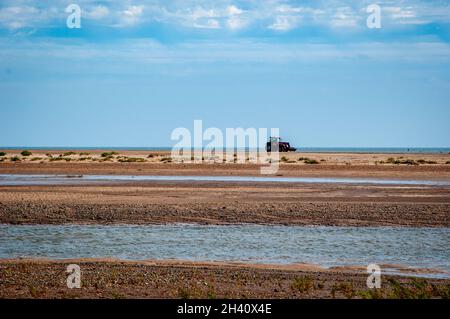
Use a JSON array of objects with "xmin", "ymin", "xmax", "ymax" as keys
[
  {"xmin": 1, "ymin": 147, "xmax": 449, "ymax": 154},
  {"xmin": 0, "ymin": 224, "xmax": 448, "ymax": 278}
]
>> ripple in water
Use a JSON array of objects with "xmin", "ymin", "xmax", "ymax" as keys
[{"xmin": 0, "ymin": 224, "xmax": 448, "ymax": 278}]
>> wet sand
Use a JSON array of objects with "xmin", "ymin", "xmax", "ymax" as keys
[
  {"xmin": 1, "ymin": 151, "xmax": 450, "ymax": 227},
  {"xmin": 0, "ymin": 259, "xmax": 448, "ymax": 299},
  {"xmin": 1, "ymin": 162, "xmax": 450, "ymax": 182},
  {"xmin": 1, "ymin": 180, "xmax": 449, "ymax": 226}
]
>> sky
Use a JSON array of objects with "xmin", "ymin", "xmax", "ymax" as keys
[{"xmin": 1, "ymin": 0, "xmax": 450, "ymax": 148}]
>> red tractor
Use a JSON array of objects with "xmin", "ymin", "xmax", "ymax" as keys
[{"xmin": 266, "ymin": 137, "xmax": 297, "ymax": 152}]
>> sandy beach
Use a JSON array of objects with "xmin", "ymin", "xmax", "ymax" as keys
[{"xmin": 1, "ymin": 150, "xmax": 450, "ymax": 180}]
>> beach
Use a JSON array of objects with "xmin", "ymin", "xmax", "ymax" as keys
[
  {"xmin": 1, "ymin": 150, "xmax": 449, "ymax": 227},
  {"xmin": 1, "ymin": 259, "xmax": 449, "ymax": 299},
  {"xmin": 1, "ymin": 150, "xmax": 449, "ymax": 298}
]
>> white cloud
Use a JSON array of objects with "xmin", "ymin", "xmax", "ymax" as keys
[
  {"xmin": 86, "ymin": 6, "xmax": 109, "ymax": 20},
  {"xmin": 384, "ymin": 7, "xmax": 416, "ymax": 19},
  {"xmin": 189, "ymin": 7, "xmax": 219, "ymax": 20},
  {"xmin": 227, "ymin": 5, "xmax": 243, "ymax": 16},
  {"xmin": 227, "ymin": 16, "xmax": 246, "ymax": 30},
  {"xmin": 166, "ymin": 4, "xmax": 247, "ymax": 30},
  {"xmin": 275, "ymin": 5, "xmax": 304, "ymax": 14},
  {"xmin": 1, "ymin": 0, "xmax": 450, "ymax": 33},
  {"xmin": 330, "ymin": 7, "xmax": 359, "ymax": 28},
  {"xmin": 120, "ymin": 5, "xmax": 144, "ymax": 26},
  {"xmin": 225, "ymin": 5, "xmax": 246, "ymax": 30},
  {"xmin": 269, "ymin": 15, "xmax": 300, "ymax": 31},
  {"xmin": 0, "ymin": 6, "xmax": 40, "ymax": 29},
  {"xmin": 194, "ymin": 19, "xmax": 220, "ymax": 29}
]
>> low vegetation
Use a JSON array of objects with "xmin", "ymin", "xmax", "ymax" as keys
[
  {"xmin": 385, "ymin": 278, "xmax": 449, "ymax": 299},
  {"xmin": 21, "ymin": 150, "xmax": 32, "ymax": 157},
  {"xmin": 304, "ymin": 159, "xmax": 319, "ymax": 164},
  {"xmin": 49, "ymin": 157, "xmax": 71, "ymax": 162},
  {"xmin": 291, "ymin": 276, "xmax": 314, "ymax": 293},
  {"xmin": 63, "ymin": 152, "xmax": 76, "ymax": 156},
  {"xmin": 10, "ymin": 156, "xmax": 21, "ymax": 162},
  {"xmin": 298, "ymin": 157, "xmax": 319, "ymax": 164},
  {"xmin": 118, "ymin": 157, "xmax": 145, "ymax": 163},
  {"xmin": 101, "ymin": 151, "xmax": 119, "ymax": 157},
  {"xmin": 417, "ymin": 159, "xmax": 437, "ymax": 164},
  {"xmin": 0, "ymin": 152, "xmax": 6, "ymax": 156},
  {"xmin": 377, "ymin": 157, "xmax": 440, "ymax": 165},
  {"xmin": 331, "ymin": 282, "xmax": 355, "ymax": 299},
  {"xmin": 387, "ymin": 157, "xmax": 416, "ymax": 165}
]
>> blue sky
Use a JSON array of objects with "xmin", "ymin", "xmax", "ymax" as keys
[{"xmin": 1, "ymin": 0, "xmax": 450, "ymax": 147}]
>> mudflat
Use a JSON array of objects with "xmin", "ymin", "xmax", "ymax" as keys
[
  {"xmin": 0, "ymin": 181, "xmax": 449, "ymax": 226},
  {"xmin": 0, "ymin": 259, "xmax": 448, "ymax": 299}
]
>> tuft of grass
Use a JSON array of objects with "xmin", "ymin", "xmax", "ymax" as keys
[
  {"xmin": 147, "ymin": 154, "xmax": 155, "ymax": 158},
  {"xmin": 298, "ymin": 157, "xmax": 319, "ymax": 164},
  {"xmin": 417, "ymin": 159, "xmax": 437, "ymax": 164},
  {"xmin": 10, "ymin": 156, "xmax": 21, "ymax": 162},
  {"xmin": 0, "ymin": 152, "xmax": 6, "ymax": 156},
  {"xmin": 31, "ymin": 157, "xmax": 43, "ymax": 161},
  {"xmin": 386, "ymin": 278, "xmax": 449, "ymax": 299},
  {"xmin": 63, "ymin": 151, "xmax": 76, "ymax": 156},
  {"xmin": 79, "ymin": 152, "xmax": 91, "ymax": 156},
  {"xmin": 49, "ymin": 157, "xmax": 71, "ymax": 162},
  {"xmin": 291, "ymin": 276, "xmax": 314, "ymax": 293},
  {"xmin": 28, "ymin": 284, "xmax": 40, "ymax": 298},
  {"xmin": 119, "ymin": 157, "xmax": 145, "ymax": 163},
  {"xmin": 446, "ymin": 161, "xmax": 450, "ymax": 165},
  {"xmin": 357, "ymin": 289, "xmax": 383, "ymax": 299},
  {"xmin": 331, "ymin": 282, "xmax": 355, "ymax": 299},
  {"xmin": 101, "ymin": 151, "xmax": 118, "ymax": 157},
  {"xmin": 386, "ymin": 157, "xmax": 397, "ymax": 164},
  {"xmin": 160, "ymin": 157, "xmax": 172, "ymax": 163},
  {"xmin": 178, "ymin": 288, "xmax": 191, "ymax": 299},
  {"xmin": 281, "ymin": 156, "xmax": 288, "ymax": 162},
  {"xmin": 21, "ymin": 150, "xmax": 32, "ymax": 157},
  {"xmin": 386, "ymin": 157, "xmax": 417, "ymax": 165},
  {"xmin": 304, "ymin": 159, "xmax": 319, "ymax": 164}
]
